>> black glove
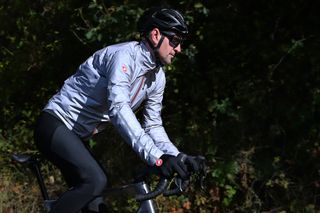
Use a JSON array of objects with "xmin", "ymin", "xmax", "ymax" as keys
[
  {"xmin": 157, "ymin": 153, "xmax": 189, "ymax": 180},
  {"xmin": 184, "ymin": 155, "xmax": 201, "ymax": 174}
]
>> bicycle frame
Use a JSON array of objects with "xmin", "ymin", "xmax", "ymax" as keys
[
  {"xmin": 12, "ymin": 154, "xmax": 159, "ymax": 213},
  {"xmin": 12, "ymin": 153, "xmax": 206, "ymax": 213}
]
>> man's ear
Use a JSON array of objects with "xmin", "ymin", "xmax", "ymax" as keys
[{"xmin": 149, "ymin": 28, "xmax": 161, "ymax": 46}]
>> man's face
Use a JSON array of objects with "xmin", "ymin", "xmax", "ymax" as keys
[
  {"xmin": 157, "ymin": 33, "xmax": 182, "ymax": 65},
  {"xmin": 149, "ymin": 28, "xmax": 184, "ymax": 65}
]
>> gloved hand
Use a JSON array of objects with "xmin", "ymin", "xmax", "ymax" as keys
[
  {"xmin": 156, "ymin": 153, "xmax": 189, "ymax": 180},
  {"xmin": 184, "ymin": 155, "xmax": 201, "ymax": 173}
]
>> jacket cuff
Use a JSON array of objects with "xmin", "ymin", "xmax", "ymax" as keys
[{"xmin": 149, "ymin": 149, "xmax": 165, "ymax": 166}]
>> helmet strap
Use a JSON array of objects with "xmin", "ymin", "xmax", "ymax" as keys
[{"xmin": 146, "ymin": 35, "xmax": 165, "ymax": 67}]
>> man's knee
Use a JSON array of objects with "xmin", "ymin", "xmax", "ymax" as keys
[
  {"xmin": 93, "ymin": 173, "xmax": 107, "ymax": 195},
  {"xmin": 85, "ymin": 170, "xmax": 107, "ymax": 196}
]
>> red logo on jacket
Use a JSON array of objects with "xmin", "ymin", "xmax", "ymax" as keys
[
  {"xmin": 155, "ymin": 159, "xmax": 163, "ymax": 167},
  {"xmin": 121, "ymin": 64, "xmax": 128, "ymax": 73}
]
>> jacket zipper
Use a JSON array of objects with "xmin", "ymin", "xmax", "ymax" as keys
[{"xmin": 131, "ymin": 76, "xmax": 145, "ymax": 104}]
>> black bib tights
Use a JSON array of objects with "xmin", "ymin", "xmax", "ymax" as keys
[{"xmin": 34, "ymin": 112, "xmax": 107, "ymax": 213}]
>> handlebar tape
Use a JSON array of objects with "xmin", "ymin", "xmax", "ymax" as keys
[{"xmin": 135, "ymin": 178, "xmax": 168, "ymax": 202}]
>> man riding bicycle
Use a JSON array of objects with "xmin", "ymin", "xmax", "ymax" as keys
[{"xmin": 34, "ymin": 6, "xmax": 200, "ymax": 213}]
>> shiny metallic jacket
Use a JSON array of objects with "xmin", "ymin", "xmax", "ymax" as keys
[{"xmin": 44, "ymin": 41, "xmax": 179, "ymax": 165}]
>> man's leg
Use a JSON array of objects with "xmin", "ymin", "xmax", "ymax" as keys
[
  {"xmin": 59, "ymin": 144, "xmax": 108, "ymax": 213},
  {"xmin": 35, "ymin": 112, "xmax": 107, "ymax": 213},
  {"xmin": 48, "ymin": 125, "xmax": 107, "ymax": 213}
]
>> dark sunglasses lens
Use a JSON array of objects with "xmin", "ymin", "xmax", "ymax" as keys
[{"xmin": 170, "ymin": 35, "xmax": 182, "ymax": 47}]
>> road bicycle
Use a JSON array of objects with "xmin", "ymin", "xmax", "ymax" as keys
[{"xmin": 12, "ymin": 153, "xmax": 206, "ymax": 213}]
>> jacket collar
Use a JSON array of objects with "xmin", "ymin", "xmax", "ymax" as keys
[{"xmin": 140, "ymin": 40, "xmax": 163, "ymax": 71}]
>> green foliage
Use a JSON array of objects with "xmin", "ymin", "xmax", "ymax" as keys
[{"xmin": 72, "ymin": 1, "xmax": 143, "ymax": 45}]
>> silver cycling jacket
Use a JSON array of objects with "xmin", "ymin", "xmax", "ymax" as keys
[{"xmin": 44, "ymin": 41, "xmax": 179, "ymax": 165}]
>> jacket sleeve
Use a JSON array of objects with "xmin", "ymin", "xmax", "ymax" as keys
[
  {"xmin": 142, "ymin": 69, "xmax": 180, "ymax": 157},
  {"xmin": 106, "ymin": 51, "xmax": 164, "ymax": 165}
]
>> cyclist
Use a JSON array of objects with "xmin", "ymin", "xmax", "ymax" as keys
[{"xmin": 34, "ymin": 6, "xmax": 200, "ymax": 213}]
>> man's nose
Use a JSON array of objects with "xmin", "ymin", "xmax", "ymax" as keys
[{"xmin": 174, "ymin": 44, "xmax": 182, "ymax": 53}]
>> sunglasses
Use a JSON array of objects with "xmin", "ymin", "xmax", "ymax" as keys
[{"xmin": 161, "ymin": 32, "xmax": 184, "ymax": 48}]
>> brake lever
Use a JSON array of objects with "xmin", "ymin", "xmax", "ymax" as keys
[
  {"xmin": 194, "ymin": 155, "xmax": 208, "ymax": 190},
  {"xmin": 174, "ymin": 177, "xmax": 183, "ymax": 192},
  {"xmin": 163, "ymin": 177, "xmax": 189, "ymax": 196}
]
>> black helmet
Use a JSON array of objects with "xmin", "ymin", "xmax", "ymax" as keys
[{"xmin": 137, "ymin": 7, "xmax": 188, "ymax": 38}]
